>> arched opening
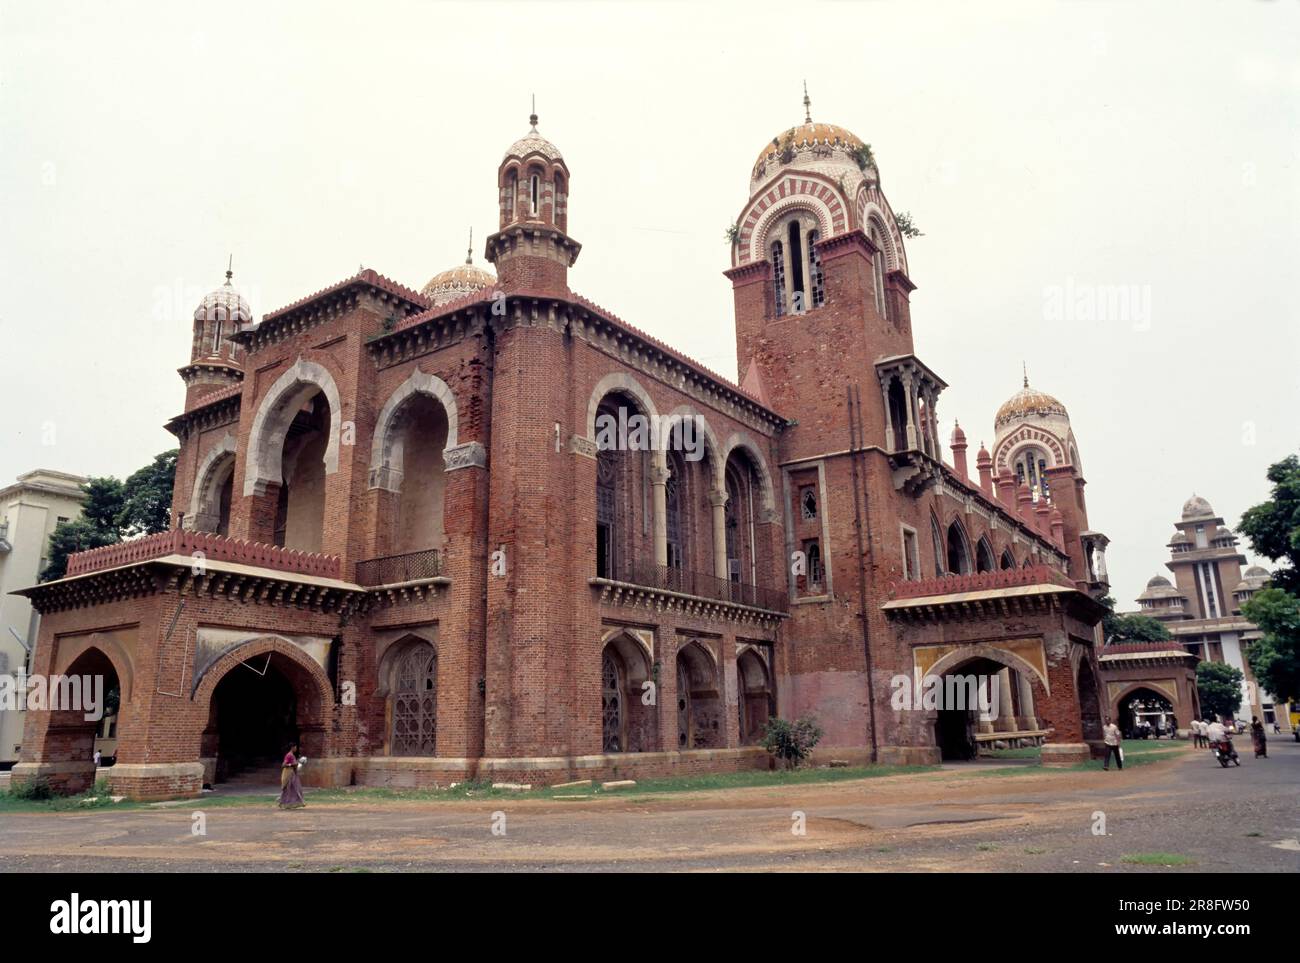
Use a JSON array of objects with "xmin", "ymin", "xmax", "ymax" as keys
[
  {"xmin": 931, "ymin": 517, "xmax": 946, "ymax": 576},
  {"xmin": 1116, "ymin": 685, "xmax": 1173, "ymax": 739},
  {"xmin": 869, "ymin": 222, "xmax": 888, "ymax": 318},
  {"xmin": 770, "ymin": 239, "xmax": 787, "ymax": 317},
  {"xmin": 389, "ymin": 641, "xmax": 437, "ymax": 755},
  {"xmin": 1000, "ymin": 549, "xmax": 1016, "ymax": 570},
  {"xmin": 723, "ymin": 449, "xmax": 765, "ymax": 590},
  {"xmin": 272, "ymin": 391, "xmax": 330, "ymax": 552},
  {"xmin": 594, "ymin": 392, "xmax": 653, "ymax": 581},
  {"xmin": 737, "ymin": 648, "xmax": 775, "ymax": 745},
  {"xmin": 384, "ymin": 393, "xmax": 450, "ymax": 554},
  {"xmin": 676, "ymin": 641, "xmax": 722, "ymax": 750},
  {"xmin": 887, "ymin": 377, "xmax": 909, "ymax": 451},
  {"xmin": 931, "ymin": 655, "xmax": 1034, "ymax": 760},
  {"xmin": 975, "ymin": 537, "xmax": 995, "ymax": 573},
  {"xmin": 202, "ymin": 650, "xmax": 323, "ymax": 786},
  {"xmin": 1014, "ymin": 445, "xmax": 1051, "ymax": 500},
  {"xmin": 42, "ymin": 648, "xmax": 122, "ymax": 793},
  {"xmin": 192, "ymin": 450, "xmax": 235, "ymax": 536},
  {"xmin": 600, "ymin": 634, "xmax": 655, "ymax": 753},
  {"xmin": 946, "ymin": 521, "xmax": 972, "ymax": 575}
]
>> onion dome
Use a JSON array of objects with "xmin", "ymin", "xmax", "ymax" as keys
[
  {"xmin": 994, "ymin": 373, "xmax": 1069, "ymax": 431},
  {"xmin": 1169, "ymin": 531, "xmax": 1191, "ymax": 545},
  {"xmin": 1181, "ymin": 494, "xmax": 1214, "ymax": 519},
  {"xmin": 194, "ymin": 265, "xmax": 252, "ymax": 324},
  {"xmin": 950, "ymin": 421, "xmax": 967, "ymax": 446},
  {"xmin": 1138, "ymin": 574, "xmax": 1184, "ymax": 603},
  {"xmin": 421, "ymin": 229, "xmax": 496, "ymax": 306},
  {"xmin": 1147, "ymin": 575, "xmax": 1173, "ymax": 589},
  {"xmin": 1244, "ymin": 565, "xmax": 1271, "ymax": 579}
]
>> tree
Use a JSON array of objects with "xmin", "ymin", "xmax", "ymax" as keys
[
  {"xmin": 1196, "ymin": 661, "xmax": 1243, "ymax": 721},
  {"xmin": 1238, "ymin": 453, "xmax": 1299, "ymax": 595},
  {"xmin": 1099, "ymin": 594, "xmax": 1172, "ymax": 645},
  {"xmin": 760, "ymin": 715, "xmax": 823, "ymax": 769},
  {"xmin": 118, "ymin": 450, "xmax": 178, "ymax": 537},
  {"xmin": 1241, "ymin": 588, "xmax": 1300, "ymax": 704},
  {"xmin": 41, "ymin": 449, "xmax": 178, "ymax": 582}
]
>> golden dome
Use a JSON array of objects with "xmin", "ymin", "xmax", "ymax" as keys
[
  {"xmin": 994, "ymin": 380, "xmax": 1069, "ymax": 430},
  {"xmin": 753, "ymin": 122, "xmax": 868, "ymax": 177},
  {"xmin": 421, "ymin": 262, "xmax": 496, "ymax": 306}
]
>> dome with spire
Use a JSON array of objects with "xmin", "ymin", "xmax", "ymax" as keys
[
  {"xmin": 421, "ymin": 230, "xmax": 496, "ymax": 306},
  {"xmin": 503, "ymin": 104, "xmax": 565, "ymax": 165},
  {"xmin": 194, "ymin": 266, "xmax": 252, "ymax": 324},
  {"xmin": 994, "ymin": 374, "xmax": 1069, "ymax": 431},
  {"xmin": 749, "ymin": 84, "xmax": 872, "ymax": 194},
  {"xmin": 1181, "ymin": 494, "xmax": 1214, "ymax": 520},
  {"xmin": 1244, "ymin": 565, "xmax": 1270, "ymax": 579},
  {"xmin": 1146, "ymin": 575, "xmax": 1173, "ymax": 589}
]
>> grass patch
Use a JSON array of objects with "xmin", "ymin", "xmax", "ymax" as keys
[
  {"xmin": 1121, "ymin": 852, "xmax": 1195, "ymax": 867},
  {"xmin": 609, "ymin": 764, "xmax": 937, "ymax": 796},
  {"xmin": 976, "ymin": 843, "xmax": 997, "ymax": 851},
  {"xmin": 1024, "ymin": 847, "xmax": 1047, "ymax": 855},
  {"xmin": 0, "ymin": 778, "xmax": 126, "ymax": 813}
]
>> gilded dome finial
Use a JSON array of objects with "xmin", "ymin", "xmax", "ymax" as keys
[
  {"xmin": 1022, "ymin": 361, "xmax": 1029, "ymax": 388},
  {"xmin": 802, "ymin": 80, "xmax": 812, "ymax": 124},
  {"xmin": 529, "ymin": 94, "xmax": 538, "ymax": 132},
  {"xmin": 226, "ymin": 253, "xmax": 233, "ymax": 284}
]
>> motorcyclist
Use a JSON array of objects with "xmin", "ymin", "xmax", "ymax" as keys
[{"xmin": 1206, "ymin": 717, "xmax": 1234, "ymax": 759}]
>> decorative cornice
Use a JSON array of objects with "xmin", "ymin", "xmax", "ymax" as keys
[
  {"xmin": 443, "ymin": 441, "xmax": 487, "ymax": 472},
  {"xmin": 590, "ymin": 577, "xmax": 786, "ymax": 629}
]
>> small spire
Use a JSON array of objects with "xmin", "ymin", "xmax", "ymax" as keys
[
  {"xmin": 1022, "ymin": 361, "xmax": 1029, "ymax": 388},
  {"xmin": 465, "ymin": 227, "xmax": 473, "ymax": 265},
  {"xmin": 529, "ymin": 94, "xmax": 538, "ymax": 132},
  {"xmin": 802, "ymin": 80, "xmax": 812, "ymax": 123},
  {"xmin": 225, "ymin": 254, "xmax": 233, "ymax": 283}
]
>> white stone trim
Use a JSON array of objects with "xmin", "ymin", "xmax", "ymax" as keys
[
  {"xmin": 243, "ymin": 357, "xmax": 342, "ymax": 496},
  {"xmin": 369, "ymin": 369, "xmax": 461, "ymax": 491}
]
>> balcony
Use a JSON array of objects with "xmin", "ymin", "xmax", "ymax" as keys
[
  {"xmin": 597, "ymin": 559, "xmax": 788, "ymax": 615},
  {"xmin": 64, "ymin": 529, "xmax": 341, "ymax": 580},
  {"xmin": 354, "ymin": 548, "xmax": 443, "ymax": 588},
  {"xmin": 890, "ymin": 565, "xmax": 1075, "ymax": 601}
]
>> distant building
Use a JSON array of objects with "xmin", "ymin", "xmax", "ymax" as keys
[
  {"xmin": 1123, "ymin": 495, "xmax": 1284, "ymax": 730},
  {"xmin": 0, "ymin": 470, "xmax": 86, "ymax": 765}
]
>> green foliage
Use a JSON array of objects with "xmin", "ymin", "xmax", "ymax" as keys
[
  {"xmin": 1099, "ymin": 594, "xmax": 1172, "ymax": 645},
  {"xmin": 849, "ymin": 143, "xmax": 876, "ymax": 171},
  {"xmin": 41, "ymin": 449, "xmax": 178, "ymax": 581},
  {"xmin": 760, "ymin": 715, "xmax": 823, "ymax": 768},
  {"xmin": 1196, "ymin": 660, "xmax": 1244, "ymax": 720},
  {"xmin": 1238, "ymin": 453, "xmax": 1299, "ymax": 595},
  {"xmin": 724, "ymin": 222, "xmax": 739, "ymax": 245},
  {"xmin": 895, "ymin": 211, "xmax": 924, "ymax": 239},
  {"xmin": 1241, "ymin": 587, "xmax": 1300, "ymax": 704},
  {"xmin": 10, "ymin": 778, "xmax": 53, "ymax": 801},
  {"xmin": 118, "ymin": 449, "xmax": 178, "ymax": 537}
]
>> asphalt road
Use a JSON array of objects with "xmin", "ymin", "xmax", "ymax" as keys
[{"xmin": 2, "ymin": 739, "xmax": 1296, "ymax": 872}]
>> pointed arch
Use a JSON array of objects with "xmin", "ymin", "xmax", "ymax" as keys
[
  {"xmin": 946, "ymin": 519, "xmax": 973, "ymax": 575},
  {"xmin": 188, "ymin": 433, "xmax": 237, "ymax": 533},
  {"xmin": 975, "ymin": 535, "xmax": 995, "ymax": 573},
  {"xmin": 243, "ymin": 358, "xmax": 342, "ymax": 496},
  {"xmin": 369, "ymin": 369, "xmax": 461, "ymax": 491}
]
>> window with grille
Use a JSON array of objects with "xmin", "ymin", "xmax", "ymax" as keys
[
  {"xmin": 392, "ymin": 644, "xmax": 437, "ymax": 755},
  {"xmin": 808, "ymin": 229, "xmax": 825, "ymax": 307},
  {"xmin": 771, "ymin": 241, "xmax": 787, "ymax": 317}
]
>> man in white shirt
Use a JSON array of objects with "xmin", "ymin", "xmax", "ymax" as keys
[
  {"xmin": 1102, "ymin": 717, "xmax": 1123, "ymax": 771},
  {"xmin": 1192, "ymin": 719, "xmax": 1204, "ymax": 747},
  {"xmin": 1206, "ymin": 718, "xmax": 1226, "ymax": 744}
]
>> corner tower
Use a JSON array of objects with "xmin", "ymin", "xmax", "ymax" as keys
[
  {"xmin": 484, "ymin": 108, "xmax": 581, "ymax": 295},
  {"xmin": 181, "ymin": 262, "xmax": 249, "ymax": 411},
  {"xmin": 725, "ymin": 91, "xmax": 919, "ymax": 460}
]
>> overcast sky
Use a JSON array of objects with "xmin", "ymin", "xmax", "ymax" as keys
[{"xmin": 1, "ymin": 0, "xmax": 1296, "ymax": 606}]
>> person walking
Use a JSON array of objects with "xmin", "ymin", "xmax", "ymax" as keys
[
  {"xmin": 1192, "ymin": 718, "xmax": 1204, "ymax": 748},
  {"xmin": 1250, "ymin": 716, "xmax": 1268, "ymax": 758},
  {"xmin": 278, "ymin": 740, "xmax": 306, "ymax": 810},
  {"xmin": 1102, "ymin": 717, "xmax": 1123, "ymax": 771}
]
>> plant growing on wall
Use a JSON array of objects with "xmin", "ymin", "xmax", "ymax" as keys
[{"xmin": 760, "ymin": 715, "xmax": 823, "ymax": 769}]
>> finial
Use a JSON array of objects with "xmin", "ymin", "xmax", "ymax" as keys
[
  {"xmin": 465, "ymin": 227, "xmax": 473, "ymax": 265},
  {"xmin": 529, "ymin": 94, "xmax": 538, "ymax": 131},
  {"xmin": 1022, "ymin": 361, "xmax": 1029, "ymax": 388},
  {"xmin": 802, "ymin": 80, "xmax": 812, "ymax": 123},
  {"xmin": 225, "ymin": 254, "xmax": 233, "ymax": 283}
]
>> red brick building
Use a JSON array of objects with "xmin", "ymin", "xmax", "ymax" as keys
[{"xmin": 13, "ymin": 103, "xmax": 1110, "ymax": 799}]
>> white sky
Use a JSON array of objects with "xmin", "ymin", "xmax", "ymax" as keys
[{"xmin": 2, "ymin": 0, "xmax": 1297, "ymax": 607}]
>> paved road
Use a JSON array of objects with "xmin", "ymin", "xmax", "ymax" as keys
[{"xmin": 2, "ymin": 740, "xmax": 1296, "ymax": 872}]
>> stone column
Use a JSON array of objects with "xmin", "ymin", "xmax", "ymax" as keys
[
  {"xmin": 710, "ymin": 488, "xmax": 729, "ymax": 579},
  {"xmin": 902, "ymin": 371, "xmax": 918, "ymax": 450},
  {"xmin": 1017, "ymin": 671, "xmax": 1038, "ymax": 730},
  {"xmin": 880, "ymin": 382, "xmax": 895, "ymax": 450},
  {"xmin": 977, "ymin": 677, "xmax": 995, "ymax": 734},
  {"xmin": 650, "ymin": 459, "xmax": 669, "ymax": 568},
  {"xmin": 995, "ymin": 668, "xmax": 1016, "ymax": 732}
]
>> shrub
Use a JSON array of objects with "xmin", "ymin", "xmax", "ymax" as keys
[
  {"xmin": 11, "ymin": 778, "xmax": 54, "ymax": 801},
  {"xmin": 760, "ymin": 715, "xmax": 823, "ymax": 768}
]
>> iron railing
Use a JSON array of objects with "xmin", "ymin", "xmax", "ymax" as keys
[
  {"xmin": 603, "ymin": 559, "xmax": 788, "ymax": 614},
  {"xmin": 355, "ymin": 549, "xmax": 443, "ymax": 587}
]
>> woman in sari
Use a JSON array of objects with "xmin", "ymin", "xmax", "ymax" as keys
[
  {"xmin": 278, "ymin": 740, "xmax": 306, "ymax": 809},
  {"xmin": 1250, "ymin": 716, "xmax": 1268, "ymax": 759}
]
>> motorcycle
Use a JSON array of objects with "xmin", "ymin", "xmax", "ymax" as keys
[{"xmin": 1211, "ymin": 739, "xmax": 1240, "ymax": 768}]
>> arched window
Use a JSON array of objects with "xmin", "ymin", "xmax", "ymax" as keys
[
  {"xmin": 601, "ymin": 650, "xmax": 624, "ymax": 752},
  {"xmin": 976, "ymin": 537, "xmax": 995, "ymax": 573},
  {"xmin": 771, "ymin": 240, "xmax": 787, "ymax": 318},
  {"xmin": 1014, "ymin": 447, "xmax": 1051, "ymax": 499},
  {"xmin": 787, "ymin": 221, "xmax": 806, "ymax": 311},
  {"xmin": 530, "ymin": 173, "xmax": 540, "ymax": 216},
  {"xmin": 391, "ymin": 643, "xmax": 437, "ymax": 756},
  {"xmin": 210, "ymin": 319, "xmax": 222, "ymax": 355},
  {"xmin": 806, "ymin": 541, "xmax": 823, "ymax": 589},
  {"xmin": 1000, "ymin": 549, "xmax": 1016, "ymax": 570},
  {"xmin": 596, "ymin": 447, "xmax": 618, "ymax": 579},
  {"xmin": 665, "ymin": 450, "xmax": 685, "ymax": 573},
  {"xmin": 931, "ymin": 518, "xmax": 946, "ymax": 576},
  {"xmin": 946, "ymin": 522, "xmax": 972, "ymax": 575},
  {"xmin": 505, "ymin": 170, "xmax": 517, "ymax": 220},
  {"xmin": 870, "ymin": 224, "xmax": 888, "ymax": 318},
  {"xmin": 808, "ymin": 229, "xmax": 825, "ymax": 307}
]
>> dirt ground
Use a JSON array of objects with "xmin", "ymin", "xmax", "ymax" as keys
[{"xmin": 2, "ymin": 741, "xmax": 1296, "ymax": 872}]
